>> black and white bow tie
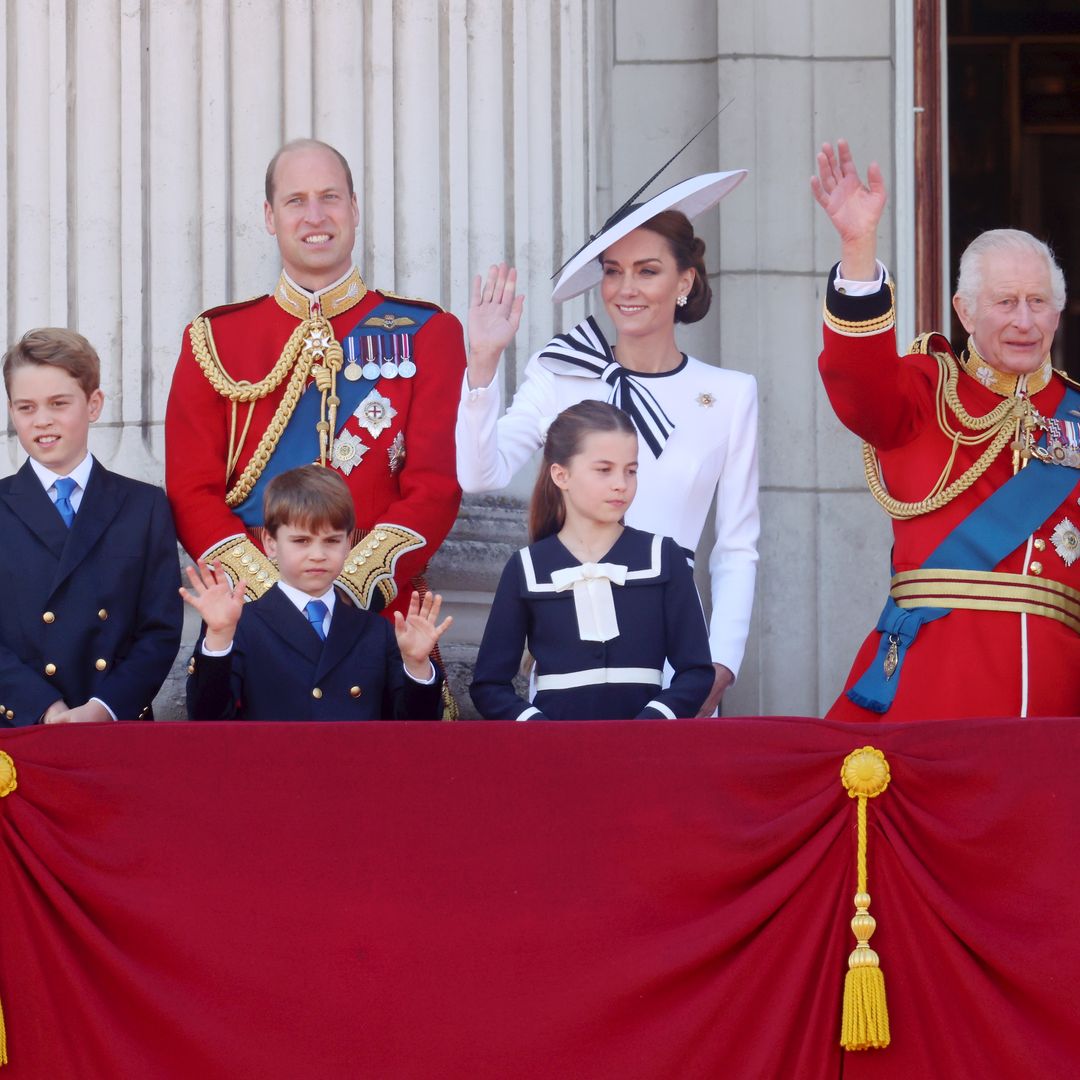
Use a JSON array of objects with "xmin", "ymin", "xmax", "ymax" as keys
[{"xmin": 536, "ymin": 317, "xmax": 676, "ymax": 457}]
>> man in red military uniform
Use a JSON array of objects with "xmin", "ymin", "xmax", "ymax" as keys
[
  {"xmin": 811, "ymin": 139, "xmax": 1080, "ymax": 720},
  {"xmin": 166, "ymin": 139, "xmax": 465, "ymax": 625}
]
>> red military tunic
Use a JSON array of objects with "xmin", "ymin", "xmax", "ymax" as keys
[
  {"xmin": 165, "ymin": 267, "xmax": 465, "ymax": 621},
  {"xmin": 819, "ymin": 269, "xmax": 1080, "ymax": 720}
]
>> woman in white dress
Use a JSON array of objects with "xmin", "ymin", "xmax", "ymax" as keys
[{"xmin": 456, "ymin": 172, "xmax": 759, "ymax": 714}]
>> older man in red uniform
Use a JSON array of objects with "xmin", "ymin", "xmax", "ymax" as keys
[
  {"xmin": 166, "ymin": 140, "xmax": 465, "ymax": 623},
  {"xmin": 812, "ymin": 140, "xmax": 1080, "ymax": 720}
]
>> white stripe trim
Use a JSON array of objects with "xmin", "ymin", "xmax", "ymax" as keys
[
  {"xmin": 514, "ymin": 706, "xmax": 541, "ymax": 722},
  {"xmin": 535, "ymin": 667, "xmax": 663, "ymax": 692},
  {"xmin": 627, "ymin": 534, "xmax": 665, "ymax": 582},
  {"xmin": 645, "ymin": 700, "xmax": 676, "ymax": 719},
  {"xmin": 518, "ymin": 535, "xmax": 664, "ymax": 593},
  {"xmin": 1021, "ymin": 535, "xmax": 1033, "ymax": 718}
]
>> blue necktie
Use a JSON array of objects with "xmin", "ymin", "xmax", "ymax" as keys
[
  {"xmin": 53, "ymin": 477, "xmax": 77, "ymax": 528},
  {"xmin": 304, "ymin": 599, "xmax": 328, "ymax": 641}
]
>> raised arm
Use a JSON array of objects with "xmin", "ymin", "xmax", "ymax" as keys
[
  {"xmin": 810, "ymin": 139, "xmax": 888, "ymax": 282},
  {"xmin": 466, "ymin": 263, "xmax": 525, "ymax": 390}
]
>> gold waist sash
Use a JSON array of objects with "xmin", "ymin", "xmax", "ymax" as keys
[{"xmin": 890, "ymin": 568, "xmax": 1080, "ymax": 635}]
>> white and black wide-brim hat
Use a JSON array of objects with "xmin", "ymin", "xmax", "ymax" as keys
[{"xmin": 551, "ymin": 169, "xmax": 747, "ymax": 303}]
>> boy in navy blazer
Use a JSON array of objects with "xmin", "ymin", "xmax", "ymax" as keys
[
  {"xmin": 183, "ymin": 465, "xmax": 451, "ymax": 720},
  {"xmin": 0, "ymin": 328, "xmax": 183, "ymax": 726}
]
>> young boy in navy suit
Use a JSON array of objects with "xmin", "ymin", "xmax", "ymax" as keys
[
  {"xmin": 182, "ymin": 465, "xmax": 451, "ymax": 720},
  {"xmin": 0, "ymin": 328, "xmax": 183, "ymax": 725}
]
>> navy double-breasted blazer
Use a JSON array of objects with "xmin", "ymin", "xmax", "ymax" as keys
[
  {"xmin": 0, "ymin": 458, "xmax": 183, "ymax": 725},
  {"xmin": 186, "ymin": 584, "xmax": 443, "ymax": 721}
]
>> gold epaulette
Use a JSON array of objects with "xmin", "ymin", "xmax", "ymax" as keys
[
  {"xmin": 336, "ymin": 524, "xmax": 426, "ymax": 610},
  {"xmin": 196, "ymin": 295, "xmax": 266, "ymax": 322},
  {"xmin": 375, "ymin": 288, "xmax": 446, "ymax": 314},
  {"xmin": 202, "ymin": 535, "xmax": 279, "ymax": 601},
  {"xmin": 907, "ymin": 330, "xmax": 953, "ymax": 356},
  {"xmin": 1057, "ymin": 366, "xmax": 1080, "ymax": 392}
]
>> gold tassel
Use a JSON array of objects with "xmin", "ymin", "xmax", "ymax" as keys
[
  {"xmin": 840, "ymin": 746, "xmax": 891, "ymax": 1051},
  {"xmin": 0, "ymin": 749, "xmax": 17, "ymax": 1067}
]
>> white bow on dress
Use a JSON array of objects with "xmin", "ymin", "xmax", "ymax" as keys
[{"xmin": 550, "ymin": 562, "xmax": 629, "ymax": 642}]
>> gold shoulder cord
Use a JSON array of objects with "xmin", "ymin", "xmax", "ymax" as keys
[
  {"xmin": 188, "ymin": 313, "xmax": 342, "ymax": 508},
  {"xmin": 190, "ymin": 315, "xmax": 306, "ymax": 402},
  {"xmin": 863, "ymin": 348, "xmax": 1037, "ymax": 519}
]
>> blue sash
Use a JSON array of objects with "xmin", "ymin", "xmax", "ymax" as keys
[
  {"xmin": 234, "ymin": 299, "xmax": 435, "ymax": 526},
  {"xmin": 848, "ymin": 384, "xmax": 1080, "ymax": 712}
]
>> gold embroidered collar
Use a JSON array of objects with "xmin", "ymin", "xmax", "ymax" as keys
[
  {"xmin": 961, "ymin": 337, "xmax": 1053, "ymax": 397},
  {"xmin": 274, "ymin": 267, "xmax": 368, "ymax": 320}
]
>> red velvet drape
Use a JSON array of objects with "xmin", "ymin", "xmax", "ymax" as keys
[{"xmin": 0, "ymin": 717, "xmax": 1076, "ymax": 1079}]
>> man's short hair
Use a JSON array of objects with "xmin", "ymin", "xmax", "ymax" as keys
[
  {"xmin": 3, "ymin": 328, "xmax": 101, "ymax": 399},
  {"xmin": 955, "ymin": 229, "xmax": 1067, "ymax": 314},
  {"xmin": 263, "ymin": 464, "xmax": 356, "ymax": 537},
  {"xmin": 264, "ymin": 139, "xmax": 355, "ymax": 204}
]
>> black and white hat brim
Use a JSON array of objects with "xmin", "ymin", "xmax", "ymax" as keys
[{"xmin": 551, "ymin": 170, "xmax": 747, "ymax": 303}]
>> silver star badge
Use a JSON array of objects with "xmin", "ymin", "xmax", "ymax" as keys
[
  {"xmin": 332, "ymin": 432, "xmax": 368, "ymax": 476},
  {"xmin": 354, "ymin": 388, "xmax": 397, "ymax": 438},
  {"xmin": 1051, "ymin": 517, "xmax": 1080, "ymax": 566}
]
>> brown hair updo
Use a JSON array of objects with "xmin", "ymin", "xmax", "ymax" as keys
[
  {"xmin": 528, "ymin": 400, "xmax": 637, "ymax": 543},
  {"xmin": 638, "ymin": 209, "xmax": 711, "ymax": 324}
]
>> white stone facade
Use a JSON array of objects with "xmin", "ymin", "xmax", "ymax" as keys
[{"xmin": 1, "ymin": 0, "xmax": 908, "ymax": 718}]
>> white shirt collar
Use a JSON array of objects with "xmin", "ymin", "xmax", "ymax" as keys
[
  {"xmin": 29, "ymin": 452, "xmax": 94, "ymax": 495},
  {"xmin": 274, "ymin": 580, "xmax": 337, "ymax": 619}
]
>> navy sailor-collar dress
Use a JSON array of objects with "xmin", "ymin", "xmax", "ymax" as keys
[{"xmin": 470, "ymin": 526, "xmax": 714, "ymax": 720}]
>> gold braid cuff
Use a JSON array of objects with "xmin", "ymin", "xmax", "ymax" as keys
[
  {"xmin": 336, "ymin": 524, "xmax": 426, "ymax": 610},
  {"xmin": 202, "ymin": 535, "xmax": 279, "ymax": 601},
  {"xmin": 823, "ymin": 282, "xmax": 896, "ymax": 337}
]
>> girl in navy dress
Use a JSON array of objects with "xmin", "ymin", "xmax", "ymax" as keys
[{"xmin": 470, "ymin": 400, "xmax": 714, "ymax": 720}]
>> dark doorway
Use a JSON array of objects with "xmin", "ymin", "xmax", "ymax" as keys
[{"xmin": 948, "ymin": 2, "xmax": 1080, "ymax": 377}]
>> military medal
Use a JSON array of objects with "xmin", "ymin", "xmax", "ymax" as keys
[
  {"xmin": 1042, "ymin": 418, "xmax": 1080, "ymax": 468},
  {"xmin": 361, "ymin": 337, "xmax": 381, "ymax": 381},
  {"xmin": 343, "ymin": 337, "xmax": 363, "ymax": 382},
  {"xmin": 883, "ymin": 633, "xmax": 899, "ymax": 680},
  {"xmin": 355, "ymin": 388, "xmax": 397, "ymax": 438},
  {"xmin": 331, "ymin": 432, "xmax": 368, "ymax": 476},
  {"xmin": 388, "ymin": 431, "xmax": 406, "ymax": 474},
  {"xmin": 398, "ymin": 334, "xmax": 416, "ymax": 378},
  {"xmin": 380, "ymin": 335, "xmax": 399, "ymax": 380}
]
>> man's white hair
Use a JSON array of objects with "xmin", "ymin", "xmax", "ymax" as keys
[{"xmin": 954, "ymin": 229, "xmax": 1066, "ymax": 313}]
